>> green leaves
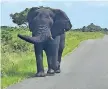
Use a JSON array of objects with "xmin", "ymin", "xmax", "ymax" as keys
[
  {"xmin": 1, "ymin": 27, "xmax": 32, "ymax": 53},
  {"xmin": 10, "ymin": 8, "xmax": 30, "ymax": 26}
]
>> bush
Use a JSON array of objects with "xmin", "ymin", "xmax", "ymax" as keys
[
  {"xmin": 1, "ymin": 30, "xmax": 12, "ymax": 44},
  {"xmin": 1, "ymin": 28, "xmax": 33, "ymax": 52}
]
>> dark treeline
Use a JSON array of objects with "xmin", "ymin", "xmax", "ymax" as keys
[{"xmin": 73, "ymin": 23, "xmax": 108, "ymax": 32}]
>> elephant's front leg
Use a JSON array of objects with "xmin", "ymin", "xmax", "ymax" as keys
[
  {"xmin": 44, "ymin": 48, "xmax": 55, "ymax": 75},
  {"xmin": 44, "ymin": 36, "xmax": 60, "ymax": 75},
  {"xmin": 34, "ymin": 44, "xmax": 46, "ymax": 77}
]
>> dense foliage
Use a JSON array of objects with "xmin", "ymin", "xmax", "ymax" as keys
[
  {"xmin": 1, "ymin": 27, "xmax": 31, "ymax": 53},
  {"xmin": 10, "ymin": 8, "xmax": 30, "ymax": 26}
]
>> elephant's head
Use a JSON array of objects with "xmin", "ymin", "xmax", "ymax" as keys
[{"xmin": 18, "ymin": 7, "xmax": 72, "ymax": 44}]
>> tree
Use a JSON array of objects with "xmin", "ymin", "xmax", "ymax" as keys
[
  {"xmin": 10, "ymin": 8, "xmax": 30, "ymax": 26},
  {"xmin": 82, "ymin": 26, "xmax": 87, "ymax": 32},
  {"xmin": 86, "ymin": 23, "xmax": 102, "ymax": 32},
  {"xmin": 104, "ymin": 28, "xmax": 108, "ymax": 31}
]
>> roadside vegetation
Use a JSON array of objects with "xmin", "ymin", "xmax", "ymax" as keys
[{"xmin": 1, "ymin": 27, "xmax": 104, "ymax": 89}]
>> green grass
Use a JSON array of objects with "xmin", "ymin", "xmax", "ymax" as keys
[{"xmin": 1, "ymin": 30, "xmax": 104, "ymax": 89}]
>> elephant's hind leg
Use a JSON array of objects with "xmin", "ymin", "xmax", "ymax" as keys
[
  {"xmin": 56, "ymin": 34, "xmax": 65, "ymax": 73},
  {"xmin": 56, "ymin": 48, "xmax": 64, "ymax": 73}
]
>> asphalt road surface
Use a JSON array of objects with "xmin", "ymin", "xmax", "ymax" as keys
[{"xmin": 7, "ymin": 35, "xmax": 108, "ymax": 89}]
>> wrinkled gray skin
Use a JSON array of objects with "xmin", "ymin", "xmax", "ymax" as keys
[{"xmin": 18, "ymin": 7, "xmax": 72, "ymax": 77}]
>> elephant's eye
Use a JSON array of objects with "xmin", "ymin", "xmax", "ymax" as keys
[
  {"xmin": 50, "ymin": 14, "xmax": 54, "ymax": 19},
  {"xmin": 35, "ymin": 12, "xmax": 39, "ymax": 16},
  {"xmin": 45, "ymin": 15, "xmax": 50, "ymax": 18}
]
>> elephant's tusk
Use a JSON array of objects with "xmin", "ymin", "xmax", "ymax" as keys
[{"xmin": 49, "ymin": 36, "xmax": 54, "ymax": 40}]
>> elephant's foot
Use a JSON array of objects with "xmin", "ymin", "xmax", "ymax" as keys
[
  {"xmin": 35, "ymin": 71, "xmax": 46, "ymax": 77},
  {"xmin": 47, "ymin": 69, "xmax": 55, "ymax": 76},
  {"xmin": 54, "ymin": 68, "xmax": 61, "ymax": 73},
  {"xmin": 54, "ymin": 66, "xmax": 61, "ymax": 73}
]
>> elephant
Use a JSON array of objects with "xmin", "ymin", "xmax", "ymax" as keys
[{"xmin": 18, "ymin": 7, "xmax": 72, "ymax": 77}]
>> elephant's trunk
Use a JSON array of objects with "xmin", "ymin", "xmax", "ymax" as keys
[
  {"xmin": 18, "ymin": 34, "xmax": 53, "ymax": 44},
  {"xmin": 18, "ymin": 29, "xmax": 53, "ymax": 44},
  {"xmin": 18, "ymin": 25, "xmax": 54, "ymax": 44},
  {"xmin": 18, "ymin": 34, "xmax": 39, "ymax": 44}
]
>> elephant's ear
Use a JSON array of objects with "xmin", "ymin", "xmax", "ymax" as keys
[
  {"xmin": 27, "ymin": 7, "xmax": 39, "ymax": 31},
  {"xmin": 51, "ymin": 9, "xmax": 72, "ymax": 37}
]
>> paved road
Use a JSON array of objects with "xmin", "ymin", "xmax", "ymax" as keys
[{"xmin": 7, "ymin": 35, "xmax": 108, "ymax": 89}]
